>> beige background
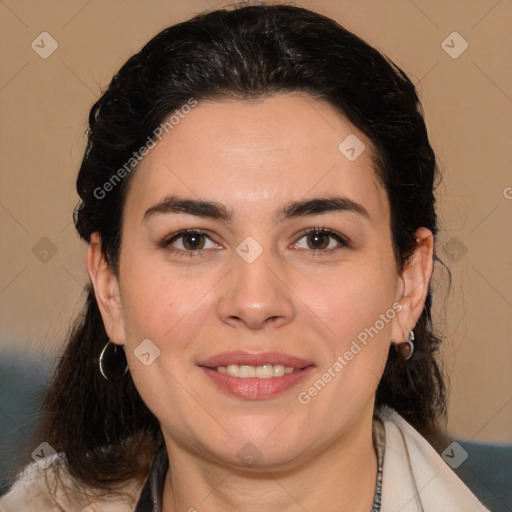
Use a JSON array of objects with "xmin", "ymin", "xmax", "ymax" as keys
[{"xmin": 0, "ymin": 0, "xmax": 511, "ymax": 442}]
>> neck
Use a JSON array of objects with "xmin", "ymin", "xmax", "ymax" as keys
[{"xmin": 162, "ymin": 405, "xmax": 378, "ymax": 512}]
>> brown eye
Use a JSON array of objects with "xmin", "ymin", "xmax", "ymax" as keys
[
  {"xmin": 179, "ymin": 233, "xmax": 206, "ymax": 250},
  {"xmin": 163, "ymin": 229, "xmax": 218, "ymax": 256},
  {"xmin": 306, "ymin": 232, "xmax": 330, "ymax": 250},
  {"xmin": 294, "ymin": 228, "xmax": 348, "ymax": 252}
]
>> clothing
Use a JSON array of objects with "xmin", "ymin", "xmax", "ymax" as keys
[{"xmin": 0, "ymin": 406, "xmax": 490, "ymax": 512}]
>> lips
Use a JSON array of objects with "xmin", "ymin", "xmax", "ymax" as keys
[
  {"xmin": 197, "ymin": 351, "xmax": 314, "ymax": 369},
  {"xmin": 198, "ymin": 351, "xmax": 316, "ymax": 399}
]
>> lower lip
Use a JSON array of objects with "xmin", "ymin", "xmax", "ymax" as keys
[{"xmin": 200, "ymin": 366, "xmax": 315, "ymax": 399}]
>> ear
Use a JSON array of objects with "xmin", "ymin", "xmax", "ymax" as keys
[
  {"xmin": 391, "ymin": 227, "xmax": 434, "ymax": 343},
  {"xmin": 86, "ymin": 232, "xmax": 126, "ymax": 346}
]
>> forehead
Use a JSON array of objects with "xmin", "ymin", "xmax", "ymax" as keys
[{"xmin": 125, "ymin": 94, "xmax": 389, "ymax": 224}]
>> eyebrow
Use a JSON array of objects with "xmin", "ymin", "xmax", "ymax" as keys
[{"xmin": 143, "ymin": 194, "xmax": 369, "ymax": 222}]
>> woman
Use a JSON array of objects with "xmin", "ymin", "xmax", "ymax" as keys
[{"xmin": 0, "ymin": 3, "xmax": 490, "ymax": 511}]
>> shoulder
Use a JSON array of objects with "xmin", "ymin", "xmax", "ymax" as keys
[
  {"xmin": 375, "ymin": 406, "xmax": 490, "ymax": 512},
  {"xmin": 0, "ymin": 459, "xmax": 58, "ymax": 512},
  {"xmin": 0, "ymin": 454, "xmax": 143, "ymax": 512}
]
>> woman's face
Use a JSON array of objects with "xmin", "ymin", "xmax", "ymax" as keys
[{"xmin": 100, "ymin": 94, "xmax": 412, "ymax": 468}]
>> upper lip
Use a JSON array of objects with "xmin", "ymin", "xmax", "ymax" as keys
[{"xmin": 198, "ymin": 351, "xmax": 315, "ymax": 369}]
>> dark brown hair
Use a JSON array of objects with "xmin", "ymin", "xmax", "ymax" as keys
[{"xmin": 33, "ymin": 2, "xmax": 447, "ymax": 494}]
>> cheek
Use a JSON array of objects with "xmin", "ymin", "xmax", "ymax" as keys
[
  {"xmin": 303, "ymin": 264, "xmax": 396, "ymax": 403},
  {"xmin": 119, "ymin": 255, "xmax": 217, "ymax": 351},
  {"xmin": 117, "ymin": 260, "xmax": 213, "ymax": 420},
  {"xmin": 305, "ymin": 260, "xmax": 397, "ymax": 345}
]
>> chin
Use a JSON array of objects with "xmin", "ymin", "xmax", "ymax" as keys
[{"xmin": 198, "ymin": 422, "xmax": 311, "ymax": 471}]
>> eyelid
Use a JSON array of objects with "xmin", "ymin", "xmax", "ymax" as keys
[
  {"xmin": 160, "ymin": 227, "xmax": 349, "ymax": 257},
  {"xmin": 161, "ymin": 228, "xmax": 218, "ymax": 254},
  {"xmin": 293, "ymin": 227, "xmax": 349, "ymax": 251}
]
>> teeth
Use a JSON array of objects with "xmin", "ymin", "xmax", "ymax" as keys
[
  {"xmin": 273, "ymin": 364, "xmax": 285, "ymax": 377},
  {"xmin": 256, "ymin": 365, "xmax": 273, "ymax": 378},
  {"xmin": 226, "ymin": 364, "xmax": 240, "ymax": 377},
  {"xmin": 239, "ymin": 365, "xmax": 256, "ymax": 378},
  {"xmin": 218, "ymin": 364, "xmax": 296, "ymax": 378}
]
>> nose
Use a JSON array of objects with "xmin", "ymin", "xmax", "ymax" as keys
[{"xmin": 216, "ymin": 245, "xmax": 295, "ymax": 330}]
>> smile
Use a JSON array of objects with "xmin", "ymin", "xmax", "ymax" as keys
[
  {"xmin": 198, "ymin": 351, "xmax": 316, "ymax": 399},
  {"xmin": 215, "ymin": 364, "xmax": 296, "ymax": 378}
]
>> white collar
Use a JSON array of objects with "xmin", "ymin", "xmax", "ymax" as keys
[{"xmin": 377, "ymin": 406, "xmax": 489, "ymax": 512}]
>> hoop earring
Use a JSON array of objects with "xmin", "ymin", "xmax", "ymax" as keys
[
  {"xmin": 394, "ymin": 329, "xmax": 415, "ymax": 360},
  {"xmin": 99, "ymin": 340, "xmax": 128, "ymax": 381}
]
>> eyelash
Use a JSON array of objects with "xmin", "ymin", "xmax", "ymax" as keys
[{"xmin": 161, "ymin": 227, "xmax": 349, "ymax": 259}]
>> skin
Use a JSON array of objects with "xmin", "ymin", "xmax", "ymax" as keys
[{"xmin": 87, "ymin": 93, "xmax": 434, "ymax": 511}]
